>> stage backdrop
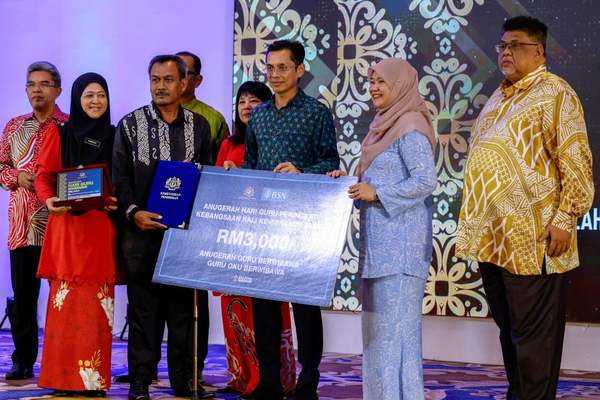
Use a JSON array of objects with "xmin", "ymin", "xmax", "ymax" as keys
[
  {"xmin": 0, "ymin": 0, "xmax": 235, "ymax": 332},
  {"xmin": 232, "ymin": 0, "xmax": 600, "ymax": 321}
]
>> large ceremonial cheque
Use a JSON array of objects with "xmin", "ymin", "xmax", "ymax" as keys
[{"xmin": 153, "ymin": 166, "xmax": 357, "ymax": 306}]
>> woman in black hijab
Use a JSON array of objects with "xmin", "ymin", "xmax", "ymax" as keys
[
  {"xmin": 35, "ymin": 73, "xmax": 118, "ymax": 397},
  {"xmin": 58, "ymin": 73, "xmax": 115, "ymax": 168}
]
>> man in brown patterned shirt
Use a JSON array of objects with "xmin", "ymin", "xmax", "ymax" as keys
[
  {"xmin": 457, "ymin": 16, "xmax": 594, "ymax": 400},
  {"xmin": 0, "ymin": 62, "xmax": 67, "ymax": 380}
]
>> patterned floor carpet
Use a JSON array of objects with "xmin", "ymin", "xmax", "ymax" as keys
[{"xmin": 0, "ymin": 331, "xmax": 598, "ymax": 399}]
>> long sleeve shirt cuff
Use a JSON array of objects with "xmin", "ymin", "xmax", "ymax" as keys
[
  {"xmin": 551, "ymin": 209, "xmax": 576, "ymax": 232},
  {"xmin": 0, "ymin": 168, "xmax": 20, "ymax": 190}
]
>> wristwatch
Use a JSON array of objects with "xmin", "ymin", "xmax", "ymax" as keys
[
  {"xmin": 374, "ymin": 192, "xmax": 380, "ymax": 203},
  {"xmin": 126, "ymin": 204, "xmax": 141, "ymax": 221}
]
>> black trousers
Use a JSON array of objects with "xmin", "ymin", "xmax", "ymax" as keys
[
  {"xmin": 9, "ymin": 246, "xmax": 42, "ymax": 369},
  {"xmin": 251, "ymin": 298, "xmax": 323, "ymax": 400},
  {"xmin": 196, "ymin": 289, "xmax": 210, "ymax": 373},
  {"xmin": 153, "ymin": 289, "xmax": 209, "ymax": 375},
  {"xmin": 480, "ymin": 262, "xmax": 568, "ymax": 400},
  {"xmin": 122, "ymin": 227, "xmax": 196, "ymax": 389}
]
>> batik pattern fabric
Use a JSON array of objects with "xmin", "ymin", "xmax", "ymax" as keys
[
  {"xmin": 220, "ymin": 295, "xmax": 296, "ymax": 395},
  {"xmin": 242, "ymin": 90, "xmax": 339, "ymax": 174},
  {"xmin": 112, "ymin": 103, "xmax": 212, "ymax": 211},
  {"xmin": 456, "ymin": 65, "xmax": 594, "ymax": 275},
  {"xmin": 362, "ymin": 272, "xmax": 427, "ymax": 400},
  {"xmin": 359, "ymin": 131, "xmax": 436, "ymax": 399},
  {"xmin": 0, "ymin": 107, "xmax": 68, "ymax": 250},
  {"xmin": 38, "ymin": 281, "xmax": 114, "ymax": 391},
  {"xmin": 359, "ymin": 131, "xmax": 437, "ymax": 280}
]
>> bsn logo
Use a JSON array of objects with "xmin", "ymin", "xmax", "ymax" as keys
[{"xmin": 261, "ymin": 188, "xmax": 288, "ymax": 201}]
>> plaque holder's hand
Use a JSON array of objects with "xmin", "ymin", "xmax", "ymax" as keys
[
  {"xmin": 134, "ymin": 210, "xmax": 168, "ymax": 231},
  {"xmin": 46, "ymin": 197, "xmax": 71, "ymax": 216},
  {"xmin": 103, "ymin": 196, "xmax": 118, "ymax": 212}
]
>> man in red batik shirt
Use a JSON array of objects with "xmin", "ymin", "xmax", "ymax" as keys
[{"xmin": 0, "ymin": 61, "xmax": 67, "ymax": 380}]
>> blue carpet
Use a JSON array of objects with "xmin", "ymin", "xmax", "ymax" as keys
[{"xmin": 0, "ymin": 331, "xmax": 598, "ymax": 399}]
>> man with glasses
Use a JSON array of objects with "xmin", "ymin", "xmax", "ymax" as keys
[
  {"xmin": 240, "ymin": 40, "xmax": 339, "ymax": 400},
  {"xmin": 457, "ymin": 16, "xmax": 594, "ymax": 399},
  {"xmin": 177, "ymin": 51, "xmax": 229, "ymax": 161},
  {"xmin": 0, "ymin": 61, "xmax": 67, "ymax": 380}
]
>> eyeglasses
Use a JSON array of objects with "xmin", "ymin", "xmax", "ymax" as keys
[
  {"xmin": 26, "ymin": 81, "xmax": 57, "ymax": 89},
  {"xmin": 265, "ymin": 64, "xmax": 297, "ymax": 75},
  {"xmin": 494, "ymin": 42, "xmax": 539, "ymax": 53}
]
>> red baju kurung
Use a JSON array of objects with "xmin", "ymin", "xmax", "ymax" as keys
[
  {"xmin": 35, "ymin": 125, "xmax": 118, "ymax": 391},
  {"xmin": 215, "ymin": 137, "xmax": 245, "ymax": 168},
  {"xmin": 215, "ymin": 138, "xmax": 296, "ymax": 395}
]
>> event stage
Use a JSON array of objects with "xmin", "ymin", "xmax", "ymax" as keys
[{"xmin": 0, "ymin": 331, "xmax": 598, "ymax": 399}]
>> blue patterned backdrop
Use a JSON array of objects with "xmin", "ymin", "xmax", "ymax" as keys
[{"xmin": 232, "ymin": 0, "xmax": 600, "ymax": 321}]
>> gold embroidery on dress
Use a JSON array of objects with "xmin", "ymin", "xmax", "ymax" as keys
[
  {"xmin": 78, "ymin": 350, "xmax": 106, "ymax": 390},
  {"xmin": 97, "ymin": 284, "xmax": 114, "ymax": 329},
  {"xmin": 52, "ymin": 281, "xmax": 70, "ymax": 310}
]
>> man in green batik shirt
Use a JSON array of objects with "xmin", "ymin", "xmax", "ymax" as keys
[{"xmin": 177, "ymin": 51, "xmax": 229, "ymax": 161}]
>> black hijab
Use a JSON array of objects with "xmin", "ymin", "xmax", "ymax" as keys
[{"xmin": 59, "ymin": 72, "xmax": 115, "ymax": 168}]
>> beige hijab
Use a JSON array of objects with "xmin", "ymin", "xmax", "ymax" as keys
[{"xmin": 357, "ymin": 58, "xmax": 436, "ymax": 176}]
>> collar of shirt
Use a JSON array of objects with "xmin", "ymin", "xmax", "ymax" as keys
[
  {"xmin": 500, "ymin": 64, "xmax": 547, "ymax": 98},
  {"xmin": 182, "ymin": 98, "xmax": 202, "ymax": 109},
  {"xmin": 149, "ymin": 102, "xmax": 185, "ymax": 126},
  {"xmin": 265, "ymin": 89, "xmax": 307, "ymax": 111},
  {"xmin": 23, "ymin": 104, "xmax": 67, "ymax": 123}
]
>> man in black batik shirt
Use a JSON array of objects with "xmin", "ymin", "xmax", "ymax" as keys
[{"xmin": 112, "ymin": 55, "xmax": 213, "ymax": 400}]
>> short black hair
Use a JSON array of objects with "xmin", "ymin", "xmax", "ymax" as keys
[
  {"xmin": 148, "ymin": 55, "xmax": 187, "ymax": 79},
  {"xmin": 266, "ymin": 40, "xmax": 305, "ymax": 65},
  {"xmin": 503, "ymin": 15, "xmax": 548, "ymax": 53},
  {"xmin": 27, "ymin": 61, "xmax": 61, "ymax": 88},
  {"xmin": 231, "ymin": 81, "xmax": 272, "ymax": 145},
  {"xmin": 176, "ymin": 51, "xmax": 202, "ymax": 75}
]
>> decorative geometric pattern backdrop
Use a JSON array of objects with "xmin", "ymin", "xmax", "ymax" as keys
[{"xmin": 232, "ymin": 0, "xmax": 600, "ymax": 320}]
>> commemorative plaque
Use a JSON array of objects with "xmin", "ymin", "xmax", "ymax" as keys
[{"xmin": 55, "ymin": 163, "xmax": 112, "ymax": 211}]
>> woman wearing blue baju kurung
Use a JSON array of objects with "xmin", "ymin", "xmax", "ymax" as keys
[{"xmin": 329, "ymin": 58, "xmax": 437, "ymax": 400}]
